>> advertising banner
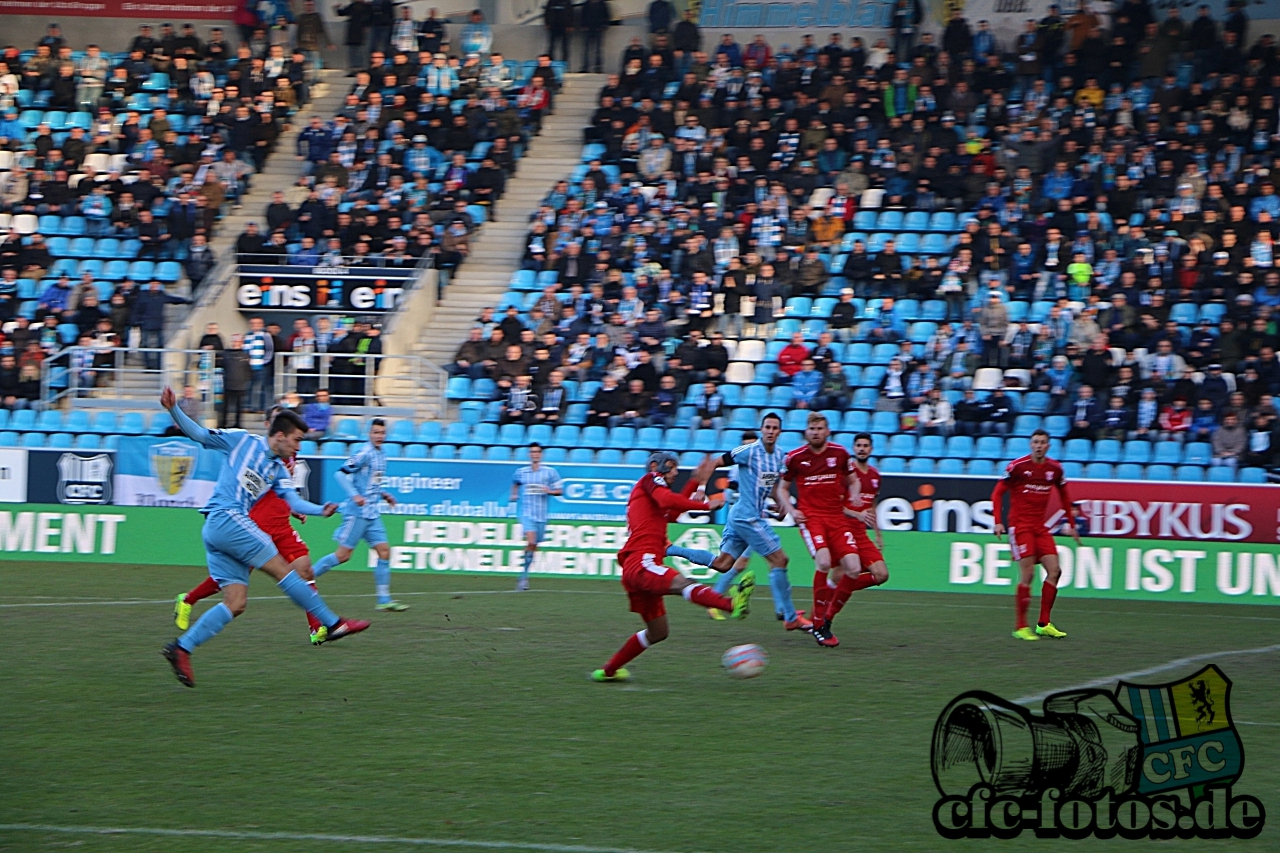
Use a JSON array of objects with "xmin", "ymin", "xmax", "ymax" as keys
[
  {"xmin": 26, "ymin": 449, "xmax": 115, "ymax": 506},
  {"xmin": 112, "ymin": 436, "xmax": 223, "ymax": 508},
  {"xmin": 236, "ymin": 265, "xmax": 414, "ymax": 313},
  {"xmin": 3, "ymin": 505, "xmax": 1279, "ymax": 607},
  {"xmin": 315, "ymin": 458, "xmax": 646, "ymax": 521},
  {"xmin": 0, "ymin": 447, "xmax": 29, "ymax": 503},
  {"xmin": 0, "ymin": 0, "xmax": 237, "ymax": 19},
  {"xmin": 697, "ymin": 0, "xmax": 895, "ymax": 28}
]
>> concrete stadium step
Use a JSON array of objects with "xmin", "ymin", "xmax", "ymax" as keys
[{"xmin": 408, "ymin": 74, "xmax": 605, "ymax": 418}]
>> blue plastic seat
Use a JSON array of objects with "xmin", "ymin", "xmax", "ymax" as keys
[
  {"xmin": 945, "ymin": 435, "xmax": 974, "ymax": 458},
  {"xmin": 662, "ymin": 429, "xmax": 693, "ymax": 451},
  {"xmin": 1084, "ymin": 463, "xmax": 1113, "ymax": 479},
  {"xmin": 887, "ymin": 434, "xmax": 916, "ymax": 457},
  {"xmin": 938, "ymin": 458, "xmax": 965, "ymax": 475},
  {"xmin": 1176, "ymin": 465, "xmax": 1205, "ymax": 482},
  {"xmin": 443, "ymin": 422, "xmax": 470, "ymax": 444},
  {"xmin": 908, "ymin": 457, "xmax": 935, "ymax": 475},
  {"xmin": 1183, "ymin": 443, "xmax": 1211, "ymax": 466},
  {"xmin": 1153, "ymin": 441, "xmax": 1181, "ymax": 465},
  {"xmin": 428, "ymin": 444, "xmax": 456, "ymax": 460},
  {"xmin": 929, "ymin": 212, "xmax": 958, "ymax": 232},
  {"xmin": 485, "ymin": 445, "xmax": 511, "ymax": 461},
  {"xmin": 1063, "ymin": 439, "xmax": 1092, "ymax": 462},
  {"xmin": 454, "ymin": 445, "xmax": 480, "ymax": 461},
  {"xmin": 74, "ymin": 433, "xmax": 102, "ymax": 450},
  {"xmin": 21, "ymin": 432, "xmax": 46, "ymax": 448},
  {"xmin": 1093, "ymin": 440, "xmax": 1121, "ymax": 463},
  {"xmin": 415, "ymin": 421, "xmax": 442, "ymax": 443},
  {"xmin": 36, "ymin": 410, "xmax": 63, "ymax": 432},
  {"xmin": 1121, "ymin": 442, "xmax": 1151, "ymax": 464},
  {"xmin": 594, "ymin": 448, "xmax": 621, "ymax": 464},
  {"xmin": 496, "ymin": 423, "xmax": 525, "ymax": 445},
  {"xmin": 921, "ymin": 233, "xmax": 949, "ymax": 254},
  {"xmin": 852, "ymin": 388, "xmax": 878, "ymax": 409},
  {"xmin": 542, "ymin": 447, "xmax": 568, "ymax": 463},
  {"xmin": 974, "ymin": 436, "xmax": 1004, "ymax": 460},
  {"xmin": 1240, "ymin": 467, "xmax": 1267, "ymax": 484},
  {"xmin": 550, "ymin": 425, "xmax": 580, "ymax": 447},
  {"xmin": 46, "ymin": 432, "xmax": 73, "ymax": 448},
  {"xmin": 903, "ymin": 211, "xmax": 930, "ymax": 231},
  {"xmin": 842, "ymin": 410, "xmax": 870, "ymax": 432},
  {"xmin": 1044, "ymin": 415, "xmax": 1070, "ymax": 438},
  {"xmin": 608, "ymin": 427, "xmax": 637, "ymax": 449},
  {"xmin": 1207, "ymin": 466, "xmax": 1235, "ymax": 483},
  {"xmin": 404, "ymin": 444, "xmax": 428, "ymax": 459},
  {"xmin": 1146, "ymin": 464, "xmax": 1175, "ymax": 481},
  {"xmin": 568, "ymin": 448, "xmax": 594, "ymax": 463},
  {"xmin": 966, "ymin": 459, "xmax": 994, "ymax": 476},
  {"xmin": 1114, "ymin": 463, "xmax": 1144, "ymax": 480},
  {"xmin": 868, "ymin": 411, "xmax": 897, "ymax": 434},
  {"xmin": 446, "ymin": 377, "xmax": 471, "ymax": 399},
  {"xmin": 526, "ymin": 424, "xmax": 553, "ymax": 445},
  {"xmin": 0, "ymin": 431, "xmax": 18, "ymax": 447},
  {"xmin": 1011, "ymin": 415, "xmax": 1041, "ymax": 436},
  {"xmin": 1170, "ymin": 303, "xmax": 1198, "ymax": 325},
  {"xmin": 580, "ymin": 425, "xmax": 607, "ymax": 447},
  {"xmin": 1061, "ymin": 461, "xmax": 1084, "ymax": 479}
]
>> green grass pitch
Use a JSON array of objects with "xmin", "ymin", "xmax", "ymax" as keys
[{"xmin": 2, "ymin": 562, "xmax": 1278, "ymax": 852}]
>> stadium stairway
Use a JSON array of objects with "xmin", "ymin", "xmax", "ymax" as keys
[{"xmin": 412, "ymin": 74, "xmax": 605, "ymax": 410}]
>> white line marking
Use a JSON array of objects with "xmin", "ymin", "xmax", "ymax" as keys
[
  {"xmin": 0, "ymin": 824, "xmax": 705, "ymax": 853},
  {"xmin": 1014, "ymin": 643, "xmax": 1280, "ymax": 706}
]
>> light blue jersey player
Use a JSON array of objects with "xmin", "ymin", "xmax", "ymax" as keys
[
  {"xmin": 707, "ymin": 413, "xmax": 806, "ymax": 630},
  {"xmin": 509, "ymin": 443, "xmax": 563, "ymax": 591},
  {"xmin": 311, "ymin": 418, "xmax": 406, "ymax": 612},
  {"xmin": 157, "ymin": 388, "xmax": 369, "ymax": 688}
]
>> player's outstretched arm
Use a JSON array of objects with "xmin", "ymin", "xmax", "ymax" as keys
[
  {"xmin": 274, "ymin": 480, "xmax": 335, "ymax": 517},
  {"xmin": 774, "ymin": 476, "xmax": 802, "ymax": 522},
  {"xmin": 160, "ymin": 386, "xmax": 230, "ymax": 451}
]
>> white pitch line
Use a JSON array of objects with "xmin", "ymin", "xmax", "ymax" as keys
[
  {"xmin": 1014, "ymin": 643, "xmax": 1280, "ymax": 705},
  {"xmin": 0, "ymin": 589, "xmax": 625, "ymax": 608},
  {"xmin": 0, "ymin": 824, "xmax": 706, "ymax": 853}
]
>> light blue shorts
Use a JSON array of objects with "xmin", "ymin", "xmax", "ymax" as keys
[
  {"xmin": 334, "ymin": 513, "xmax": 389, "ymax": 549},
  {"xmin": 203, "ymin": 510, "xmax": 278, "ymax": 588},
  {"xmin": 720, "ymin": 516, "xmax": 782, "ymax": 560},
  {"xmin": 520, "ymin": 517, "xmax": 547, "ymax": 542}
]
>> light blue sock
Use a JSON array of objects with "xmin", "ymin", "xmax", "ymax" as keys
[
  {"xmin": 278, "ymin": 571, "xmax": 338, "ymax": 627},
  {"xmin": 713, "ymin": 567, "xmax": 739, "ymax": 595},
  {"xmin": 769, "ymin": 567, "xmax": 797, "ymax": 622},
  {"xmin": 313, "ymin": 552, "xmax": 340, "ymax": 578},
  {"xmin": 374, "ymin": 558, "xmax": 392, "ymax": 603},
  {"xmin": 178, "ymin": 602, "xmax": 234, "ymax": 652},
  {"xmin": 666, "ymin": 544, "xmax": 715, "ymax": 566},
  {"xmin": 522, "ymin": 549, "xmax": 534, "ymax": 575}
]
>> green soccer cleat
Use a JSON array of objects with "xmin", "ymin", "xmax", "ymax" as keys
[
  {"xmin": 707, "ymin": 607, "xmax": 726, "ymax": 621},
  {"xmin": 591, "ymin": 668, "xmax": 630, "ymax": 682},
  {"xmin": 310, "ymin": 625, "xmax": 328, "ymax": 645},
  {"xmin": 375, "ymin": 600, "xmax": 409, "ymax": 612},
  {"xmin": 729, "ymin": 571, "xmax": 755, "ymax": 620},
  {"xmin": 174, "ymin": 594, "xmax": 192, "ymax": 631},
  {"xmin": 1036, "ymin": 622, "xmax": 1067, "ymax": 638},
  {"xmin": 1012, "ymin": 627, "xmax": 1039, "ymax": 642}
]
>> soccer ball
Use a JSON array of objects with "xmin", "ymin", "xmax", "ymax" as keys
[{"xmin": 721, "ymin": 644, "xmax": 767, "ymax": 679}]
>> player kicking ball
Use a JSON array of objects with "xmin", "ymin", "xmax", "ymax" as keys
[
  {"xmin": 990, "ymin": 429, "xmax": 1080, "ymax": 641},
  {"xmin": 821, "ymin": 432, "xmax": 890, "ymax": 646},
  {"xmin": 157, "ymin": 388, "xmax": 369, "ymax": 688},
  {"xmin": 310, "ymin": 418, "xmax": 408, "ymax": 615},
  {"xmin": 593, "ymin": 452, "xmax": 751, "ymax": 682},
  {"xmin": 174, "ymin": 407, "xmax": 330, "ymax": 643},
  {"xmin": 509, "ymin": 443, "xmax": 563, "ymax": 591}
]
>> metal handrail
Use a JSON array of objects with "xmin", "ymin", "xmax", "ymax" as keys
[
  {"xmin": 271, "ymin": 350, "xmax": 446, "ymax": 418},
  {"xmin": 40, "ymin": 347, "xmax": 220, "ymax": 418}
]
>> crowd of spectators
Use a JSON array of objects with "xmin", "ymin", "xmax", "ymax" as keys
[
  {"xmin": 455, "ymin": 3, "xmax": 1280, "ymax": 472},
  {"xmin": 0, "ymin": 14, "xmax": 327, "ymax": 405}
]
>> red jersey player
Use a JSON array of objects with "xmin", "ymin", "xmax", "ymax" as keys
[
  {"xmin": 775, "ymin": 412, "xmax": 860, "ymax": 647},
  {"xmin": 816, "ymin": 432, "xmax": 891, "ymax": 647},
  {"xmin": 174, "ymin": 407, "xmax": 323, "ymax": 641},
  {"xmin": 990, "ymin": 429, "xmax": 1081, "ymax": 641},
  {"xmin": 593, "ymin": 452, "xmax": 753, "ymax": 682}
]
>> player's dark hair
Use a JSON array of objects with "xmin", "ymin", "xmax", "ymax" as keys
[
  {"xmin": 761, "ymin": 411, "xmax": 782, "ymax": 427},
  {"xmin": 1031, "ymin": 428, "xmax": 1050, "ymax": 440},
  {"xmin": 268, "ymin": 409, "xmax": 308, "ymax": 436},
  {"xmin": 370, "ymin": 418, "xmax": 386, "ymax": 428},
  {"xmin": 529, "ymin": 442, "xmax": 542, "ymax": 450},
  {"xmin": 742, "ymin": 430, "xmax": 758, "ymax": 442},
  {"xmin": 853, "ymin": 432, "xmax": 873, "ymax": 444}
]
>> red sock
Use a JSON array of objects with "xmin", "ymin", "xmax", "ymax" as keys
[
  {"xmin": 604, "ymin": 630, "xmax": 650, "ymax": 676},
  {"xmin": 812, "ymin": 570, "xmax": 832, "ymax": 623},
  {"xmin": 306, "ymin": 581, "xmax": 322, "ymax": 631},
  {"xmin": 1038, "ymin": 582, "xmax": 1058, "ymax": 627},
  {"xmin": 827, "ymin": 573, "xmax": 878, "ymax": 620},
  {"xmin": 1015, "ymin": 583, "xmax": 1031, "ymax": 630},
  {"xmin": 184, "ymin": 576, "xmax": 221, "ymax": 605},
  {"xmin": 683, "ymin": 584, "xmax": 733, "ymax": 611}
]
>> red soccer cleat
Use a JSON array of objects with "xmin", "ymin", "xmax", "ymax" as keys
[
  {"xmin": 324, "ymin": 618, "xmax": 371, "ymax": 643},
  {"xmin": 161, "ymin": 641, "xmax": 195, "ymax": 687},
  {"xmin": 785, "ymin": 612, "xmax": 814, "ymax": 631},
  {"xmin": 812, "ymin": 622, "xmax": 840, "ymax": 648}
]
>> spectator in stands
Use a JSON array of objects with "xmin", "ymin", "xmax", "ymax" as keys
[
  {"xmin": 220, "ymin": 335, "xmax": 251, "ymax": 428},
  {"xmin": 776, "ymin": 332, "xmax": 809, "ymax": 383},
  {"xmin": 132, "ymin": 281, "xmax": 190, "ymax": 372},
  {"xmin": 1099, "ymin": 396, "xmax": 1132, "ymax": 440},
  {"xmin": 1066, "ymin": 385, "xmax": 1102, "ymax": 440},
  {"xmin": 244, "ymin": 316, "xmax": 275, "ymax": 412},
  {"xmin": 688, "ymin": 380, "xmax": 724, "ymax": 429},
  {"xmin": 0, "ymin": 354, "xmax": 23, "ymax": 410},
  {"xmin": 304, "ymin": 387, "xmax": 333, "ymax": 439},
  {"xmin": 791, "ymin": 358, "xmax": 821, "ymax": 410},
  {"xmin": 587, "ymin": 373, "xmax": 623, "ymax": 426},
  {"xmin": 918, "ymin": 387, "xmax": 953, "ymax": 437},
  {"xmin": 493, "ymin": 344, "xmax": 529, "ymax": 399},
  {"xmin": 1159, "ymin": 396, "xmax": 1193, "ymax": 443},
  {"xmin": 532, "ymin": 369, "xmax": 568, "ymax": 425}
]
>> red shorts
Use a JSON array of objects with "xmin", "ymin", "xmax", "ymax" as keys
[
  {"xmin": 1008, "ymin": 526, "xmax": 1058, "ymax": 562},
  {"xmin": 262, "ymin": 522, "xmax": 309, "ymax": 564},
  {"xmin": 851, "ymin": 528, "xmax": 884, "ymax": 567},
  {"xmin": 799, "ymin": 516, "xmax": 858, "ymax": 563},
  {"xmin": 619, "ymin": 550, "xmax": 679, "ymax": 622}
]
